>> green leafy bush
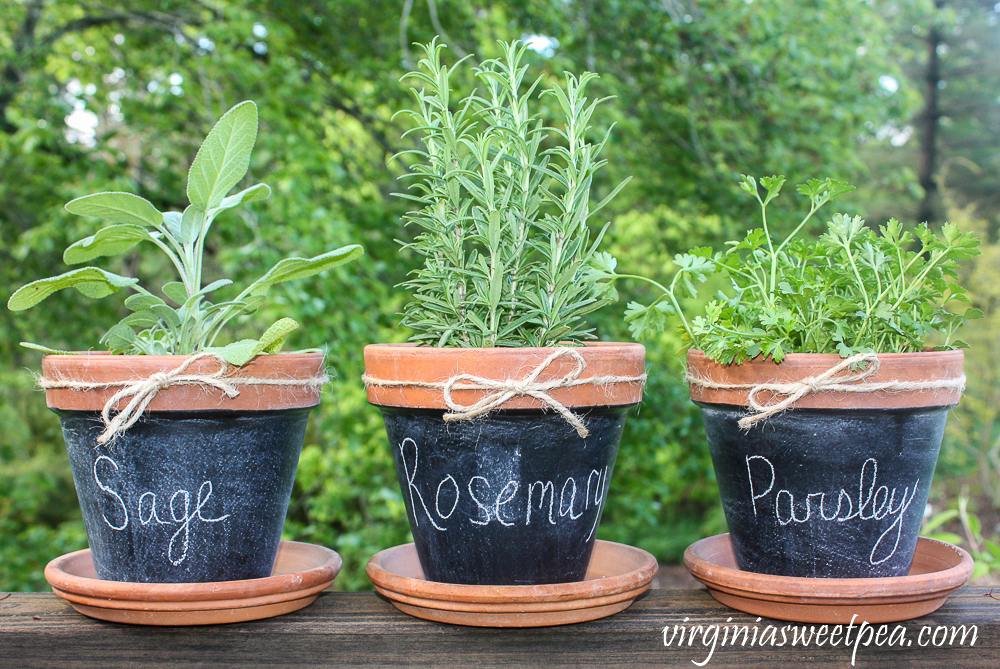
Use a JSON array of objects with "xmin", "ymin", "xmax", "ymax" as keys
[
  {"xmin": 0, "ymin": 370, "xmax": 86, "ymax": 591},
  {"xmin": 924, "ymin": 495, "xmax": 1000, "ymax": 582}
]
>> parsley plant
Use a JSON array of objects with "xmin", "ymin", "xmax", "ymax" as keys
[{"xmin": 593, "ymin": 175, "xmax": 982, "ymax": 364}]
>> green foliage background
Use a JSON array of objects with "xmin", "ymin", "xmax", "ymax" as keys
[{"xmin": 2, "ymin": 0, "xmax": 997, "ymax": 591}]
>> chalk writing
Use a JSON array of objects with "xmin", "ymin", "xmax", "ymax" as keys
[
  {"xmin": 436, "ymin": 475, "xmax": 460, "ymax": 520},
  {"xmin": 495, "ymin": 480, "xmax": 519, "ymax": 527},
  {"xmin": 92, "ymin": 455, "xmax": 231, "ymax": 566},
  {"xmin": 746, "ymin": 455, "xmax": 920, "ymax": 565},
  {"xmin": 94, "ymin": 456, "xmax": 128, "ymax": 531},
  {"xmin": 560, "ymin": 477, "xmax": 583, "ymax": 520},
  {"xmin": 397, "ymin": 437, "xmax": 610, "ymax": 534},
  {"xmin": 468, "ymin": 476, "xmax": 492, "ymax": 526},
  {"xmin": 398, "ymin": 437, "xmax": 445, "ymax": 531},
  {"xmin": 527, "ymin": 480, "xmax": 556, "ymax": 526}
]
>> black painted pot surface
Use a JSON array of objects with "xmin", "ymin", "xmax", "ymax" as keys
[
  {"xmin": 379, "ymin": 407, "xmax": 627, "ymax": 585},
  {"xmin": 55, "ymin": 408, "xmax": 310, "ymax": 583},
  {"xmin": 697, "ymin": 402, "xmax": 951, "ymax": 578}
]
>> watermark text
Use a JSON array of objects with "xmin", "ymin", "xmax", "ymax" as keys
[{"xmin": 663, "ymin": 614, "xmax": 977, "ymax": 666}]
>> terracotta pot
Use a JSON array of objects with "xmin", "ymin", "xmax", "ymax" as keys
[
  {"xmin": 43, "ymin": 352, "xmax": 324, "ymax": 583},
  {"xmin": 686, "ymin": 349, "xmax": 965, "ymax": 578},
  {"xmin": 364, "ymin": 343, "xmax": 645, "ymax": 585}
]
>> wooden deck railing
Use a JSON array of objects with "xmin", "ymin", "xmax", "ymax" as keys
[{"xmin": 1, "ymin": 587, "xmax": 997, "ymax": 667}]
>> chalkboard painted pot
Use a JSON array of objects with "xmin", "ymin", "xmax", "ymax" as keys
[
  {"xmin": 364, "ymin": 343, "xmax": 645, "ymax": 586},
  {"xmin": 41, "ymin": 352, "xmax": 324, "ymax": 584},
  {"xmin": 687, "ymin": 349, "xmax": 965, "ymax": 579}
]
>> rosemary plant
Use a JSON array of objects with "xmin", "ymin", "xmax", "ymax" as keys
[
  {"xmin": 594, "ymin": 175, "xmax": 982, "ymax": 364},
  {"xmin": 8, "ymin": 101, "xmax": 364, "ymax": 365},
  {"xmin": 394, "ymin": 39, "xmax": 628, "ymax": 347}
]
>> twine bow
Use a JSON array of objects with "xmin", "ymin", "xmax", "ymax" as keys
[
  {"xmin": 685, "ymin": 352, "xmax": 966, "ymax": 430},
  {"xmin": 362, "ymin": 348, "xmax": 647, "ymax": 439},
  {"xmin": 38, "ymin": 353, "xmax": 328, "ymax": 444},
  {"xmin": 94, "ymin": 353, "xmax": 238, "ymax": 444},
  {"xmin": 741, "ymin": 352, "xmax": 881, "ymax": 428},
  {"xmin": 442, "ymin": 349, "xmax": 591, "ymax": 437}
]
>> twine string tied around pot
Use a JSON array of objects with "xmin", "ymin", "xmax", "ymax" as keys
[
  {"xmin": 362, "ymin": 348, "xmax": 647, "ymax": 438},
  {"xmin": 38, "ymin": 352, "xmax": 329, "ymax": 444},
  {"xmin": 684, "ymin": 352, "xmax": 966, "ymax": 430}
]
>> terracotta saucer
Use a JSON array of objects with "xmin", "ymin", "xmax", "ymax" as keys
[
  {"xmin": 44, "ymin": 540, "xmax": 341, "ymax": 626},
  {"xmin": 366, "ymin": 540, "xmax": 658, "ymax": 627},
  {"xmin": 684, "ymin": 533, "xmax": 973, "ymax": 624}
]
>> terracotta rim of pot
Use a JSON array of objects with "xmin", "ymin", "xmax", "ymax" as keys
[
  {"xmin": 686, "ymin": 349, "xmax": 965, "ymax": 410},
  {"xmin": 41, "ymin": 351, "xmax": 325, "ymax": 412},
  {"xmin": 363, "ymin": 342, "xmax": 646, "ymax": 410}
]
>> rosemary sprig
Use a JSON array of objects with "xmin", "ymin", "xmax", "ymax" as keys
[{"xmin": 394, "ymin": 39, "xmax": 628, "ymax": 347}]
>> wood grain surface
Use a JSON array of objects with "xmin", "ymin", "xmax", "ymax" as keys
[{"xmin": 1, "ymin": 588, "xmax": 997, "ymax": 668}]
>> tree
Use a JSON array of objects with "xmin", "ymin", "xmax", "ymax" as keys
[
  {"xmin": 498, "ymin": 0, "xmax": 909, "ymax": 233},
  {"xmin": 860, "ymin": 0, "xmax": 1000, "ymax": 233}
]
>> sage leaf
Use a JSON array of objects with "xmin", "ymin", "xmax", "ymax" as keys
[
  {"xmin": 120, "ymin": 310, "xmax": 160, "ymax": 328},
  {"xmin": 65, "ymin": 192, "xmax": 163, "ymax": 228},
  {"xmin": 124, "ymin": 294, "xmax": 166, "ymax": 311},
  {"xmin": 162, "ymin": 211, "xmax": 183, "ymax": 238},
  {"xmin": 63, "ymin": 225, "xmax": 152, "ymax": 264},
  {"xmin": 7, "ymin": 268, "xmax": 138, "ymax": 311},
  {"xmin": 187, "ymin": 101, "xmax": 258, "ymax": 209},
  {"xmin": 162, "ymin": 282, "xmax": 189, "ymax": 305},
  {"xmin": 19, "ymin": 342, "xmax": 79, "ymax": 355},
  {"xmin": 238, "ymin": 294, "xmax": 267, "ymax": 315},
  {"xmin": 245, "ymin": 245, "xmax": 364, "ymax": 296},
  {"xmin": 189, "ymin": 279, "xmax": 233, "ymax": 301},
  {"xmin": 206, "ymin": 339, "xmax": 258, "ymax": 366},
  {"xmin": 201, "ymin": 300, "xmax": 248, "ymax": 317},
  {"xmin": 151, "ymin": 304, "xmax": 181, "ymax": 328},
  {"xmin": 254, "ymin": 317, "xmax": 299, "ymax": 355},
  {"xmin": 215, "ymin": 183, "xmax": 271, "ymax": 211},
  {"xmin": 179, "ymin": 206, "xmax": 205, "ymax": 244},
  {"xmin": 206, "ymin": 319, "xmax": 299, "ymax": 365},
  {"xmin": 102, "ymin": 323, "xmax": 137, "ymax": 350}
]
